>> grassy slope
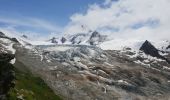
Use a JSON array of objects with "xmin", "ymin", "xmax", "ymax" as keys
[{"xmin": 7, "ymin": 60, "xmax": 62, "ymax": 100}]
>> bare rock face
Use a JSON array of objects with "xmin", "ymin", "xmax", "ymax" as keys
[
  {"xmin": 140, "ymin": 40, "xmax": 170, "ymax": 63},
  {"xmin": 88, "ymin": 31, "xmax": 107, "ymax": 45},
  {"xmin": 70, "ymin": 33, "xmax": 87, "ymax": 44},
  {"xmin": 0, "ymin": 32, "xmax": 7, "ymax": 39},
  {"xmin": 140, "ymin": 40, "xmax": 161, "ymax": 58},
  {"xmin": 0, "ymin": 32, "xmax": 19, "ymax": 43},
  {"xmin": 50, "ymin": 37, "xmax": 58, "ymax": 44},
  {"xmin": 11, "ymin": 38, "xmax": 19, "ymax": 43},
  {"xmin": 49, "ymin": 31, "xmax": 107, "ymax": 45},
  {"xmin": 61, "ymin": 37, "xmax": 66, "ymax": 44},
  {"xmin": 0, "ymin": 32, "xmax": 5, "ymax": 36}
]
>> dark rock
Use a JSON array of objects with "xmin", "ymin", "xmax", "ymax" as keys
[
  {"xmin": 0, "ymin": 53, "xmax": 15, "ymax": 100},
  {"xmin": 0, "ymin": 53, "xmax": 15, "ymax": 62},
  {"xmin": 70, "ymin": 33, "xmax": 86, "ymax": 44},
  {"xmin": 61, "ymin": 37, "xmax": 66, "ymax": 44},
  {"xmin": 0, "ymin": 32, "xmax": 7, "ymax": 38},
  {"xmin": 0, "ymin": 32, "xmax": 5, "ymax": 36},
  {"xmin": 42, "ymin": 51, "xmax": 50, "ymax": 55},
  {"xmin": 140, "ymin": 40, "xmax": 161, "ymax": 58},
  {"xmin": 124, "ymin": 47, "xmax": 132, "ymax": 51},
  {"xmin": 51, "ymin": 37, "xmax": 58, "ymax": 44},
  {"xmin": 22, "ymin": 35, "xmax": 28, "ymax": 39},
  {"xmin": 90, "ymin": 31, "xmax": 100, "ymax": 40},
  {"xmin": 89, "ymin": 31, "xmax": 107, "ymax": 45},
  {"xmin": 136, "ymin": 56, "xmax": 145, "ymax": 62},
  {"xmin": 11, "ymin": 38, "xmax": 19, "ymax": 43},
  {"xmin": 166, "ymin": 45, "xmax": 170, "ymax": 49},
  {"xmin": 0, "ymin": 32, "xmax": 18, "ymax": 43},
  {"xmin": 140, "ymin": 40, "xmax": 170, "ymax": 64}
]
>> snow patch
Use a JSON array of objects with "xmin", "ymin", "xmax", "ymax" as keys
[
  {"xmin": 100, "ymin": 39, "xmax": 143, "ymax": 50},
  {"xmin": 117, "ymin": 80, "xmax": 129, "ymax": 85},
  {"xmin": 163, "ymin": 66, "xmax": 170, "ymax": 70},
  {"xmin": 0, "ymin": 38, "xmax": 16, "ymax": 64},
  {"xmin": 10, "ymin": 58, "xmax": 16, "ymax": 64},
  {"xmin": 0, "ymin": 38, "xmax": 16, "ymax": 54},
  {"xmin": 134, "ymin": 60, "xmax": 150, "ymax": 67}
]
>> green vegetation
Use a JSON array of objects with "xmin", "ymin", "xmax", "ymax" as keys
[{"xmin": 7, "ymin": 61, "xmax": 62, "ymax": 100}]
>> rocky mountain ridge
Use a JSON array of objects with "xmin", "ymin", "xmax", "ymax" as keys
[
  {"xmin": 47, "ymin": 31, "xmax": 107, "ymax": 46},
  {"xmin": 0, "ymin": 31, "xmax": 170, "ymax": 100}
]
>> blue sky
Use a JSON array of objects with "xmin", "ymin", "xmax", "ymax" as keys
[
  {"xmin": 0, "ymin": 0, "xmax": 103, "ymax": 26},
  {"xmin": 0, "ymin": 0, "xmax": 104, "ymax": 37},
  {"xmin": 1, "ymin": 0, "xmax": 104, "ymax": 26}
]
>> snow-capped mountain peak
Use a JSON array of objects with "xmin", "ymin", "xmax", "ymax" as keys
[{"xmin": 47, "ymin": 31, "xmax": 108, "ymax": 46}]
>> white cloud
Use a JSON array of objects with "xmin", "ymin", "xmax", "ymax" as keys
[
  {"xmin": 0, "ymin": 26, "xmax": 45, "ymax": 40},
  {"xmin": 64, "ymin": 0, "xmax": 170, "ymax": 41},
  {"xmin": 0, "ymin": 16, "xmax": 62, "ymax": 38}
]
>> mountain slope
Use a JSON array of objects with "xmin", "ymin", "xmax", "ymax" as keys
[
  {"xmin": 14, "ymin": 43, "xmax": 170, "ymax": 100},
  {"xmin": 1, "ymin": 31, "xmax": 170, "ymax": 100},
  {"xmin": 0, "ymin": 32, "xmax": 63, "ymax": 100},
  {"xmin": 8, "ymin": 60, "xmax": 62, "ymax": 100}
]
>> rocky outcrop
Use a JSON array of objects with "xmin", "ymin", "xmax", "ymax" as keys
[
  {"xmin": 0, "ymin": 53, "xmax": 15, "ymax": 62},
  {"xmin": 140, "ymin": 40, "xmax": 170, "ymax": 63},
  {"xmin": 0, "ymin": 53, "xmax": 15, "ymax": 100},
  {"xmin": 89, "ymin": 31, "xmax": 107, "ymax": 45},
  {"xmin": 0, "ymin": 32, "xmax": 18, "ymax": 43},
  {"xmin": 48, "ymin": 31, "xmax": 107, "ymax": 45},
  {"xmin": 70, "ymin": 33, "xmax": 87, "ymax": 44},
  {"xmin": 61, "ymin": 37, "xmax": 66, "ymax": 44},
  {"xmin": 50, "ymin": 37, "xmax": 58, "ymax": 44},
  {"xmin": 140, "ymin": 40, "xmax": 162, "ymax": 58},
  {"xmin": 0, "ymin": 32, "xmax": 5, "ymax": 36},
  {"xmin": 166, "ymin": 45, "xmax": 170, "ymax": 49}
]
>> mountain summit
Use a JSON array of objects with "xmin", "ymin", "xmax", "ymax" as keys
[{"xmin": 140, "ymin": 40, "xmax": 161, "ymax": 58}]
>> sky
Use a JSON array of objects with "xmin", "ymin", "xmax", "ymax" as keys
[
  {"xmin": 0, "ymin": 0, "xmax": 104, "ymax": 38},
  {"xmin": 0, "ymin": 0, "xmax": 170, "ymax": 41}
]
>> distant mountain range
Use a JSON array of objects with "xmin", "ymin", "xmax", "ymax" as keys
[{"xmin": 47, "ymin": 31, "xmax": 107, "ymax": 46}]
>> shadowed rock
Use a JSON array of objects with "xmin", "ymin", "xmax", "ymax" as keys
[
  {"xmin": 140, "ymin": 40, "xmax": 170, "ymax": 63},
  {"xmin": 70, "ymin": 33, "xmax": 87, "ymax": 44},
  {"xmin": 0, "ymin": 53, "xmax": 15, "ymax": 100},
  {"xmin": 140, "ymin": 40, "xmax": 161, "ymax": 58},
  {"xmin": 166, "ymin": 45, "xmax": 170, "ymax": 49},
  {"xmin": 0, "ymin": 32, "xmax": 5, "ymax": 36},
  {"xmin": 89, "ymin": 31, "xmax": 107, "ymax": 45},
  {"xmin": 50, "ymin": 37, "xmax": 58, "ymax": 44},
  {"xmin": 61, "ymin": 37, "xmax": 66, "ymax": 44},
  {"xmin": 0, "ymin": 53, "xmax": 15, "ymax": 62},
  {"xmin": 0, "ymin": 32, "xmax": 19, "ymax": 43}
]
